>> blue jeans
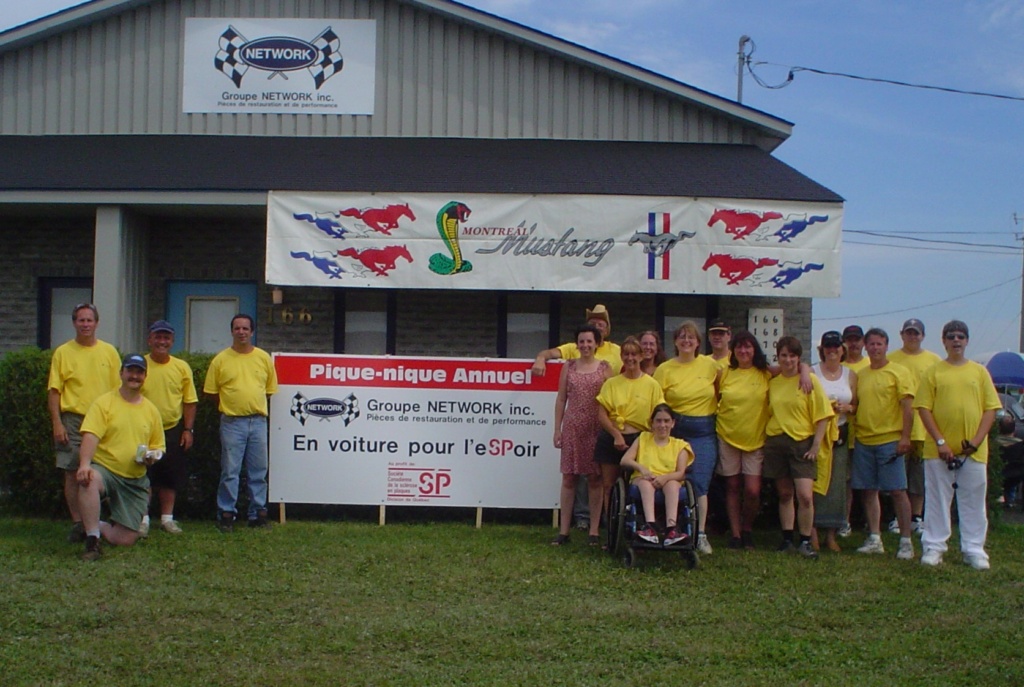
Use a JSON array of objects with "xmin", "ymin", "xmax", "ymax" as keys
[
  {"xmin": 671, "ymin": 414, "xmax": 718, "ymax": 497},
  {"xmin": 217, "ymin": 414, "xmax": 269, "ymax": 519}
]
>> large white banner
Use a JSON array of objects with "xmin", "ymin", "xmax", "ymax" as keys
[
  {"xmin": 183, "ymin": 19, "xmax": 376, "ymax": 115},
  {"xmin": 269, "ymin": 354, "xmax": 562, "ymax": 508},
  {"xmin": 266, "ymin": 192, "xmax": 843, "ymax": 297}
]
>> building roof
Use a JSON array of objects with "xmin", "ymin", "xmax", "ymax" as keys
[
  {"xmin": 0, "ymin": 0, "xmax": 793, "ymax": 146},
  {"xmin": 0, "ymin": 135, "xmax": 842, "ymax": 203}
]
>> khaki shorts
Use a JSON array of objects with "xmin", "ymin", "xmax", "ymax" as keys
[
  {"xmin": 92, "ymin": 463, "xmax": 150, "ymax": 531},
  {"xmin": 716, "ymin": 438, "xmax": 764, "ymax": 477},
  {"xmin": 762, "ymin": 434, "xmax": 818, "ymax": 481},
  {"xmin": 54, "ymin": 412, "xmax": 84, "ymax": 471}
]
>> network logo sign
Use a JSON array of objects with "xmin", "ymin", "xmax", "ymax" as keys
[
  {"xmin": 215, "ymin": 25, "xmax": 344, "ymax": 89},
  {"xmin": 290, "ymin": 392, "xmax": 360, "ymax": 427}
]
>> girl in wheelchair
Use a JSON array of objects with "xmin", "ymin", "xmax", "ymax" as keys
[{"xmin": 619, "ymin": 404, "xmax": 695, "ymax": 546}]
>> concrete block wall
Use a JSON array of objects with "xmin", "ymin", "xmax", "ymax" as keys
[
  {"xmin": 717, "ymin": 295, "xmax": 814, "ymax": 360},
  {"xmin": 395, "ymin": 289, "xmax": 499, "ymax": 357},
  {"xmin": 0, "ymin": 216, "xmax": 95, "ymax": 354}
]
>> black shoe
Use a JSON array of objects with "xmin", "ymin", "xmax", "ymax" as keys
[
  {"xmin": 81, "ymin": 535, "xmax": 102, "ymax": 561},
  {"xmin": 68, "ymin": 521, "xmax": 86, "ymax": 544},
  {"xmin": 248, "ymin": 509, "xmax": 269, "ymax": 528},
  {"xmin": 217, "ymin": 512, "xmax": 235, "ymax": 533},
  {"xmin": 741, "ymin": 531, "xmax": 755, "ymax": 551},
  {"xmin": 776, "ymin": 539, "xmax": 796, "ymax": 554},
  {"xmin": 728, "ymin": 536, "xmax": 743, "ymax": 550},
  {"xmin": 797, "ymin": 541, "xmax": 820, "ymax": 560}
]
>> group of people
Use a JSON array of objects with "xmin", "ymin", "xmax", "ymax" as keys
[
  {"xmin": 544, "ymin": 305, "xmax": 1000, "ymax": 569},
  {"xmin": 48, "ymin": 304, "xmax": 278, "ymax": 561}
]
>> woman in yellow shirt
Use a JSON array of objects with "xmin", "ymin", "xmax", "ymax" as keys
[
  {"xmin": 654, "ymin": 321, "xmax": 721, "ymax": 555},
  {"xmin": 638, "ymin": 330, "xmax": 666, "ymax": 376},
  {"xmin": 619, "ymin": 404, "xmax": 694, "ymax": 546}
]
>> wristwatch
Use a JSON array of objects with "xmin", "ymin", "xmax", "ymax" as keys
[
  {"xmin": 936, "ymin": 438, "xmax": 946, "ymax": 447},
  {"xmin": 184, "ymin": 428, "xmax": 195, "ymax": 434}
]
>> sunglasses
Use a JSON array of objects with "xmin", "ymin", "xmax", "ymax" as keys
[{"xmin": 944, "ymin": 333, "xmax": 967, "ymax": 341}]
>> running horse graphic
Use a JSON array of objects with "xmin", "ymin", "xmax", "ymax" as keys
[
  {"xmin": 339, "ymin": 203, "xmax": 416, "ymax": 235},
  {"xmin": 708, "ymin": 209, "xmax": 783, "ymax": 241},
  {"xmin": 338, "ymin": 245, "xmax": 413, "ymax": 276},
  {"xmin": 702, "ymin": 253, "xmax": 779, "ymax": 285}
]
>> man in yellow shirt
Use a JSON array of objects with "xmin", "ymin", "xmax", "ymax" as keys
[
  {"xmin": 531, "ymin": 304, "xmax": 622, "ymax": 376},
  {"xmin": 886, "ymin": 318, "xmax": 941, "ymax": 534},
  {"xmin": 916, "ymin": 320, "xmax": 1000, "ymax": 570},
  {"xmin": 47, "ymin": 303, "xmax": 121, "ymax": 544},
  {"xmin": 851, "ymin": 328, "xmax": 916, "ymax": 560},
  {"xmin": 76, "ymin": 354, "xmax": 166, "ymax": 561},
  {"xmin": 140, "ymin": 320, "xmax": 198, "ymax": 536},
  {"xmin": 706, "ymin": 319, "xmax": 732, "ymax": 369},
  {"xmin": 204, "ymin": 314, "xmax": 279, "ymax": 532}
]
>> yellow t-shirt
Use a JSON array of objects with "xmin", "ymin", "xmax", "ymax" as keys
[
  {"xmin": 143, "ymin": 354, "xmax": 199, "ymax": 429},
  {"xmin": 653, "ymin": 356, "xmax": 719, "ymax": 417},
  {"xmin": 631, "ymin": 432, "xmax": 694, "ymax": 481},
  {"xmin": 557, "ymin": 340, "xmax": 622, "ymax": 374},
  {"xmin": 704, "ymin": 354, "xmax": 730, "ymax": 371},
  {"xmin": 81, "ymin": 390, "xmax": 166, "ymax": 479},
  {"xmin": 47, "ymin": 339, "xmax": 121, "ymax": 415},
  {"xmin": 766, "ymin": 374, "xmax": 835, "ymax": 440},
  {"xmin": 596, "ymin": 374, "xmax": 665, "ymax": 431},
  {"xmin": 842, "ymin": 357, "xmax": 870, "ymax": 375},
  {"xmin": 855, "ymin": 362, "xmax": 914, "ymax": 446},
  {"xmin": 717, "ymin": 366, "xmax": 772, "ymax": 451},
  {"xmin": 203, "ymin": 347, "xmax": 279, "ymax": 417},
  {"xmin": 914, "ymin": 360, "xmax": 1001, "ymax": 463},
  {"xmin": 887, "ymin": 348, "xmax": 942, "ymax": 442}
]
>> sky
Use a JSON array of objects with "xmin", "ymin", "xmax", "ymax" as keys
[{"xmin": 3, "ymin": 0, "xmax": 1023, "ymax": 358}]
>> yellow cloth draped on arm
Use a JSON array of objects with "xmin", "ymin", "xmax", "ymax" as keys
[{"xmin": 595, "ymin": 374, "xmax": 665, "ymax": 431}]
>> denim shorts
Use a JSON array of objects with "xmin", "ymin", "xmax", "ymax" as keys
[
  {"xmin": 671, "ymin": 414, "xmax": 717, "ymax": 497},
  {"xmin": 851, "ymin": 440, "xmax": 907, "ymax": 491}
]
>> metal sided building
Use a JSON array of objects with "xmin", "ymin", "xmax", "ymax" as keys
[{"xmin": 0, "ymin": 0, "xmax": 843, "ymax": 359}]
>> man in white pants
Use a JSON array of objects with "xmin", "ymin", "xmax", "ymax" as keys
[{"xmin": 915, "ymin": 320, "xmax": 999, "ymax": 570}]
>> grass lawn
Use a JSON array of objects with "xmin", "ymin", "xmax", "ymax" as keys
[{"xmin": 3, "ymin": 515, "xmax": 1024, "ymax": 686}]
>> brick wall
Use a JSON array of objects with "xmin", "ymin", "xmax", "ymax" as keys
[{"xmin": 0, "ymin": 216, "xmax": 95, "ymax": 354}]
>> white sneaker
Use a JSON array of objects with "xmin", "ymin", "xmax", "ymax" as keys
[
  {"xmin": 887, "ymin": 517, "xmax": 900, "ymax": 533},
  {"xmin": 837, "ymin": 522, "xmax": 852, "ymax": 538},
  {"xmin": 911, "ymin": 518, "xmax": 924, "ymax": 536},
  {"xmin": 696, "ymin": 533, "xmax": 713, "ymax": 555},
  {"xmin": 857, "ymin": 536, "xmax": 885, "ymax": 554},
  {"xmin": 921, "ymin": 549, "xmax": 943, "ymax": 566},
  {"xmin": 896, "ymin": 537, "xmax": 915, "ymax": 560},
  {"xmin": 138, "ymin": 519, "xmax": 150, "ymax": 538},
  {"xmin": 964, "ymin": 554, "xmax": 990, "ymax": 571},
  {"xmin": 160, "ymin": 519, "xmax": 183, "ymax": 534}
]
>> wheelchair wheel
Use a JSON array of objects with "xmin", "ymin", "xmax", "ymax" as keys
[
  {"xmin": 622, "ymin": 547, "xmax": 636, "ymax": 568},
  {"xmin": 606, "ymin": 478, "xmax": 627, "ymax": 556},
  {"xmin": 682, "ymin": 549, "xmax": 699, "ymax": 570}
]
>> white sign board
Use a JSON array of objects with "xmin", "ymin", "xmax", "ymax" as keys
[
  {"xmin": 269, "ymin": 354, "xmax": 562, "ymax": 508},
  {"xmin": 748, "ymin": 308, "xmax": 784, "ymax": 363},
  {"xmin": 183, "ymin": 19, "xmax": 376, "ymax": 114},
  {"xmin": 267, "ymin": 192, "xmax": 843, "ymax": 297}
]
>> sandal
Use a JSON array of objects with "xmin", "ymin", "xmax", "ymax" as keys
[
  {"xmin": 588, "ymin": 535, "xmax": 601, "ymax": 547},
  {"xmin": 550, "ymin": 534, "xmax": 570, "ymax": 546}
]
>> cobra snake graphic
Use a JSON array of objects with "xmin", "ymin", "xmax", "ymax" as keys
[{"xmin": 428, "ymin": 202, "xmax": 473, "ymax": 275}]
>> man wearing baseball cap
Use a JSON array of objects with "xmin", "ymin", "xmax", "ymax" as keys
[
  {"xmin": 76, "ymin": 354, "xmax": 166, "ymax": 561},
  {"xmin": 140, "ymin": 321, "xmax": 198, "ymax": 536},
  {"xmin": 841, "ymin": 325, "xmax": 869, "ymax": 374},
  {"xmin": 887, "ymin": 318, "xmax": 941, "ymax": 535},
  {"xmin": 706, "ymin": 319, "xmax": 732, "ymax": 369}
]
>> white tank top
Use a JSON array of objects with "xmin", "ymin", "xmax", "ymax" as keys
[{"xmin": 812, "ymin": 364, "xmax": 852, "ymax": 426}]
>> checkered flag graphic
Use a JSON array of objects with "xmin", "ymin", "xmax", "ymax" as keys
[
  {"xmin": 339, "ymin": 393, "xmax": 360, "ymax": 426},
  {"xmin": 308, "ymin": 27, "xmax": 344, "ymax": 89},
  {"xmin": 290, "ymin": 392, "xmax": 309, "ymax": 426},
  {"xmin": 214, "ymin": 26, "xmax": 249, "ymax": 87}
]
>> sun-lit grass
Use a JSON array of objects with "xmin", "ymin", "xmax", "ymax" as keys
[{"xmin": 3, "ymin": 516, "xmax": 1024, "ymax": 685}]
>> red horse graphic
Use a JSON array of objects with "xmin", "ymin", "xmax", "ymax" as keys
[
  {"xmin": 338, "ymin": 245, "xmax": 413, "ymax": 276},
  {"xmin": 339, "ymin": 203, "xmax": 416, "ymax": 235},
  {"xmin": 702, "ymin": 253, "xmax": 779, "ymax": 285},
  {"xmin": 708, "ymin": 209, "xmax": 783, "ymax": 240}
]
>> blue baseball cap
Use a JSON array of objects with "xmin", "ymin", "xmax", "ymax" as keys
[
  {"xmin": 149, "ymin": 320, "xmax": 175, "ymax": 334},
  {"xmin": 121, "ymin": 354, "xmax": 147, "ymax": 371}
]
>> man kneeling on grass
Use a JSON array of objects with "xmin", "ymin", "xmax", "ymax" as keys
[{"xmin": 76, "ymin": 354, "xmax": 165, "ymax": 561}]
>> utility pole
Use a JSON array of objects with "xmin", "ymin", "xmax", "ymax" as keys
[
  {"xmin": 737, "ymin": 36, "xmax": 751, "ymax": 103},
  {"xmin": 1011, "ymin": 211, "xmax": 1019, "ymax": 352}
]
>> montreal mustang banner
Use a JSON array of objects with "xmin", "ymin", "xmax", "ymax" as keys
[
  {"xmin": 269, "ymin": 354, "xmax": 561, "ymax": 509},
  {"xmin": 267, "ymin": 192, "xmax": 843, "ymax": 297}
]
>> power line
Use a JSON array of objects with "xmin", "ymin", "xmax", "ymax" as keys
[
  {"xmin": 844, "ymin": 239, "xmax": 1013, "ymax": 256},
  {"xmin": 816, "ymin": 275, "xmax": 1021, "ymax": 321},
  {"xmin": 741, "ymin": 39, "xmax": 1024, "ymax": 102},
  {"xmin": 846, "ymin": 230, "xmax": 1020, "ymax": 250}
]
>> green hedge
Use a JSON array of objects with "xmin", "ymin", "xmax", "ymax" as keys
[{"xmin": 0, "ymin": 348, "xmax": 230, "ymax": 519}]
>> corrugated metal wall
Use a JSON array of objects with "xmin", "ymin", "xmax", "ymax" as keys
[{"xmin": 0, "ymin": 0, "xmax": 754, "ymax": 144}]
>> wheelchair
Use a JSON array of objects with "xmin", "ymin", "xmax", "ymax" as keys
[{"xmin": 606, "ymin": 474, "xmax": 700, "ymax": 569}]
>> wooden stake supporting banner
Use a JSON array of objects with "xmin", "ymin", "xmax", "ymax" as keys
[
  {"xmin": 379, "ymin": 505, "xmax": 386, "ymax": 526},
  {"xmin": 475, "ymin": 507, "xmax": 483, "ymax": 529},
  {"xmin": 552, "ymin": 509, "xmax": 558, "ymax": 528},
  {"xmin": 278, "ymin": 503, "xmax": 286, "ymax": 524}
]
